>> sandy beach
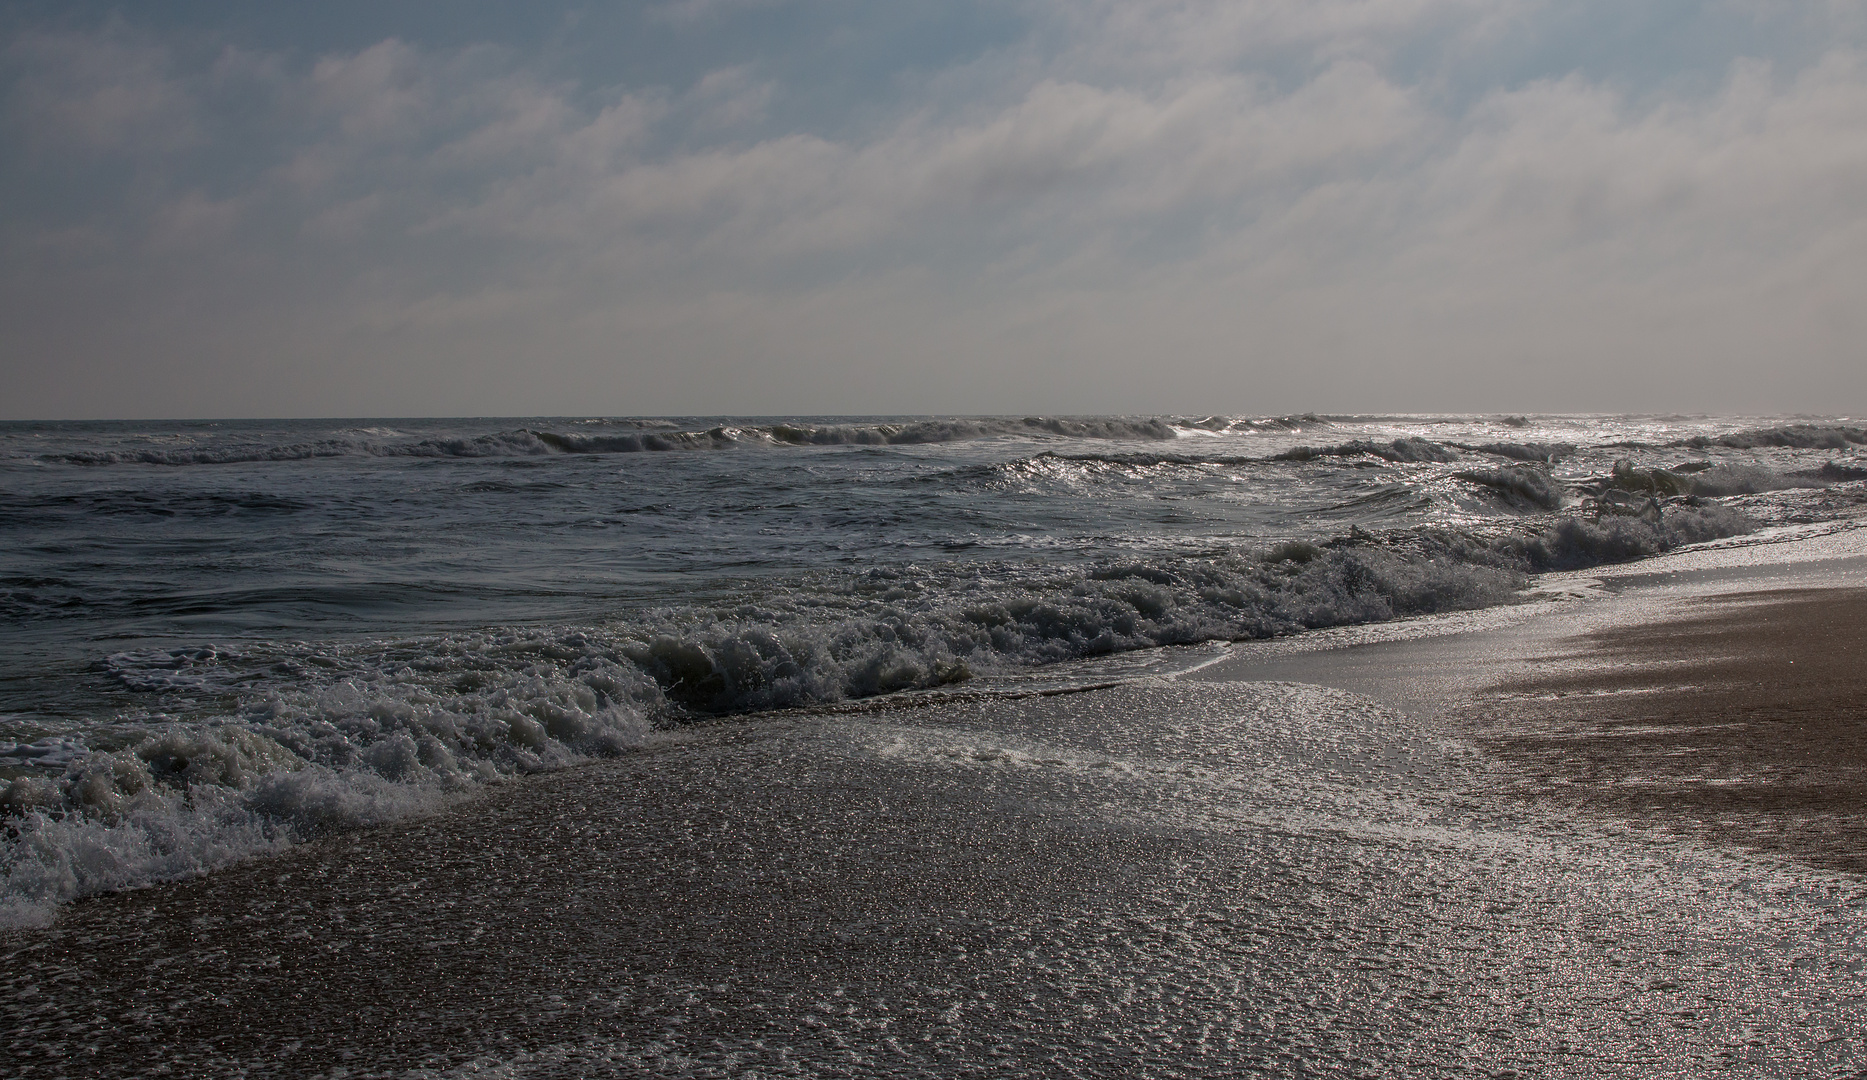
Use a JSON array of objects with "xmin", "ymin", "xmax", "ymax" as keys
[
  {"xmin": 7, "ymin": 529, "xmax": 1867, "ymax": 1077},
  {"xmin": 1201, "ymin": 525, "xmax": 1867, "ymax": 875},
  {"xmin": 1472, "ymin": 587, "xmax": 1867, "ymax": 874}
]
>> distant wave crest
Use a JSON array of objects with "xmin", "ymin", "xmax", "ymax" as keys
[
  {"xmin": 1458, "ymin": 441, "xmax": 1577, "ymax": 463},
  {"xmin": 1683, "ymin": 424, "xmax": 1867, "ymax": 451},
  {"xmin": 38, "ymin": 417, "xmax": 1202, "ymax": 467},
  {"xmin": 1273, "ymin": 438, "xmax": 1459, "ymax": 464}
]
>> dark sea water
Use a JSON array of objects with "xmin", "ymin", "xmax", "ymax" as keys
[{"xmin": 3, "ymin": 413, "xmax": 1866, "ymax": 923}]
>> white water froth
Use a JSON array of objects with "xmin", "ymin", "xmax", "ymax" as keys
[
  {"xmin": 0, "ymin": 500, "xmax": 1768, "ymax": 927},
  {"xmin": 6, "ymin": 413, "xmax": 1863, "ymax": 927},
  {"xmin": 2, "ymin": 651, "xmax": 655, "ymax": 927}
]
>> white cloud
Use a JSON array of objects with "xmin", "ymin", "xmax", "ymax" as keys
[
  {"xmin": 307, "ymin": 39, "xmax": 435, "ymax": 143},
  {"xmin": 689, "ymin": 65, "xmax": 775, "ymax": 130},
  {"xmin": 1037, "ymin": 0, "xmax": 1523, "ymax": 78},
  {"xmin": 1429, "ymin": 51, "xmax": 1867, "ymax": 257}
]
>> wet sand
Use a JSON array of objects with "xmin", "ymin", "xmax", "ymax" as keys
[
  {"xmin": 9, "ymin": 543, "xmax": 1867, "ymax": 1076},
  {"xmin": 1466, "ymin": 587, "xmax": 1867, "ymax": 874},
  {"xmin": 1196, "ymin": 536, "xmax": 1867, "ymax": 874}
]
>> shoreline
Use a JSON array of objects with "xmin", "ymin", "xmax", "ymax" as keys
[
  {"xmin": 1199, "ymin": 524, "xmax": 1867, "ymax": 874},
  {"xmin": 7, "ymin": 528, "xmax": 1867, "ymax": 1074}
]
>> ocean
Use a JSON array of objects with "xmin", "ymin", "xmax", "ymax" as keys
[{"xmin": 5, "ymin": 413, "xmax": 1867, "ymax": 1075}]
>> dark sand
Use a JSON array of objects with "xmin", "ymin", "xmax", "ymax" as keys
[
  {"xmin": 1465, "ymin": 587, "xmax": 1867, "ymax": 874},
  {"xmin": 9, "ymin": 573, "xmax": 1867, "ymax": 1076},
  {"xmin": 2, "ymin": 718, "xmax": 1193, "ymax": 1076}
]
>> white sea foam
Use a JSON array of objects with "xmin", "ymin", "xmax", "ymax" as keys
[
  {"xmin": 0, "ymin": 737, "xmax": 90, "ymax": 769},
  {"xmin": 0, "ymin": 785, "xmax": 290, "ymax": 929},
  {"xmin": 6, "ymin": 413, "xmax": 1863, "ymax": 926},
  {"xmin": 0, "ymin": 650, "xmax": 657, "ymax": 926},
  {"xmin": 1, "ymin": 496, "xmax": 1769, "ymax": 927}
]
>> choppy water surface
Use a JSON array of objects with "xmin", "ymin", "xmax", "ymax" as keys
[{"xmin": 3, "ymin": 413, "xmax": 1867, "ymax": 924}]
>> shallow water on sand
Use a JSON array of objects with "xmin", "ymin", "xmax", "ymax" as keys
[{"xmin": 8, "ymin": 675, "xmax": 1865, "ymax": 1077}]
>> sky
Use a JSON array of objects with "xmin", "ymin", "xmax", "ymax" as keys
[{"xmin": 2, "ymin": 1, "xmax": 1864, "ymax": 419}]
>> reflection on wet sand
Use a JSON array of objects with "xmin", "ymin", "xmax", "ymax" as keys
[
  {"xmin": 1472, "ymin": 587, "xmax": 1867, "ymax": 875},
  {"xmin": 6, "ymin": 668, "xmax": 1865, "ymax": 1076}
]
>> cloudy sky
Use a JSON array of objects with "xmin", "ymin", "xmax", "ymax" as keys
[{"xmin": 3, "ymin": 1, "xmax": 1864, "ymax": 418}]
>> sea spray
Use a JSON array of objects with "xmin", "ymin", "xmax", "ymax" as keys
[
  {"xmin": 2, "ymin": 498, "xmax": 1763, "ymax": 924},
  {"xmin": 4, "ymin": 413, "xmax": 1864, "ymax": 923}
]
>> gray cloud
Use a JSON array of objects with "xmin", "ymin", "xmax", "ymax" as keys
[
  {"xmin": 5, "ymin": 24, "xmax": 202, "ymax": 155},
  {"xmin": 3, "ymin": 3, "xmax": 1865, "ymax": 417}
]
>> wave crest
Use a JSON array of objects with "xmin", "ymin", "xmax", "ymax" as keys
[
  {"xmin": 1460, "ymin": 441, "xmax": 1576, "ymax": 463},
  {"xmin": 1455, "ymin": 466, "xmax": 1565, "ymax": 510},
  {"xmin": 0, "ymin": 492, "xmax": 1764, "ymax": 925},
  {"xmin": 38, "ymin": 417, "xmax": 1197, "ymax": 468},
  {"xmin": 1685, "ymin": 424, "xmax": 1867, "ymax": 451},
  {"xmin": 1274, "ymin": 438, "xmax": 1459, "ymax": 464}
]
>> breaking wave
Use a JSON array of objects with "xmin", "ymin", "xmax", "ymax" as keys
[
  {"xmin": 16, "ymin": 411, "xmax": 1864, "ymax": 925},
  {"xmin": 0, "ymin": 494, "xmax": 1766, "ymax": 924},
  {"xmin": 1458, "ymin": 441, "xmax": 1577, "ymax": 463},
  {"xmin": 1174, "ymin": 414, "xmax": 1331, "ymax": 433},
  {"xmin": 1682, "ymin": 424, "xmax": 1867, "ymax": 451},
  {"xmin": 2, "ymin": 643, "xmax": 656, "ymax": 926},
  {"xmin": 59, "ymin": 418, "xmax": 1865, "ymax": 471},
  {"xmin": 765, "ymin": 417, "xmax": 1182, "ymax": 445},
  {"xmin": 1455, "ymin": 466, "xmax": 1566, "ymax": 510},
  {"xmin": 1596, "ymin": 461, "xmax": 1823, "ymax": 498},
  {"xmin": 1812, "ymin": 461, "xmax": 1867, "ymax": 482},
  {"xmin": 1274, "ymin": 438, "xmax": 1460, "ymax": 464}
]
